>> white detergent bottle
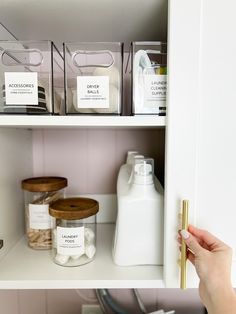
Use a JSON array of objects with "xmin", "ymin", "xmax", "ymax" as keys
[
  {"xmin": 114, "ymin": 151, "xmax": 144, "ymax": 251},
  {"xmin": 113, "ymin": 158, "xmax": 164, "ymax": 266}
]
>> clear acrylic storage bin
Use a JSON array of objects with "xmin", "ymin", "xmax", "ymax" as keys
[
  {"xmin": 0, "ymin": 40, "xmax": 64, "ymax": 114},
  {"xmin": 132, "ymin": 42, "xmax": 167, "ymax": 115},
  {"xmin": 64, "ymin": 42, "xmax": 123, "ymax": 115}
]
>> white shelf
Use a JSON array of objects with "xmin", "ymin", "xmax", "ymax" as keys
[
  {"xmin": 0, "ymin": 115, "xmax": 166, "ymax": 129},
  {"xmin": 0, "ymin": 224, "xmax": 164, "ymax": 289}
]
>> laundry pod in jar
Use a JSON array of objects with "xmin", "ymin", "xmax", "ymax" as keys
[
  {"xmin": 49, "ymin": 197, "xmax": 99, "ymax": 267},
  {"xmin": 22, "ymin": 176, "xmax": 68, "ymax": 250}
]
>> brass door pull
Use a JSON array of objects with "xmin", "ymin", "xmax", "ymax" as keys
[{"xmin": 180, "ymin": 199, "xmax": 189, "ymax": 289}]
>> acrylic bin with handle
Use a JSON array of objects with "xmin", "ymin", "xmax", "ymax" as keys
[
  {"xmin": 64, "ymin": 42, "xmax": 123, "ymax": 115},
  {"xmin": 0, "ymin": 40, "xmax": 64, "ymax": 115}
]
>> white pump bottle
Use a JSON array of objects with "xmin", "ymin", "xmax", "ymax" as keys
[{"xmin": 113, "ymin": 158, "xmax": 164, "ymax": 266}]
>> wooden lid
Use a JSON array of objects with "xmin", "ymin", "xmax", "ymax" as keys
[
  {"xmin": 49, "ymin": 197, "xmax": 99, "ymax": 220},
  {"xmin": 22, "ymin": 176, "xmax": 68, "ymax": 192}
]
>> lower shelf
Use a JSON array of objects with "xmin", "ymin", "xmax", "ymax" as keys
[{"xmin": 0, "ymin": 224, "xmax": 164, "ymax": 289}]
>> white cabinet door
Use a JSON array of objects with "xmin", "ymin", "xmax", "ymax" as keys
[
  {"xmin": 194, "ymin": 0, "xmax": 236, "ymax": 287},
  {"xmin": 164, "ymin": 0, "xmax": 202, "ymax": 288},
  {"xmin": 165, "ymin": 0, "xmax": 236, "ymax": 288}
]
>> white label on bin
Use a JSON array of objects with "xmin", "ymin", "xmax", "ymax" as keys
[
  {"xmin": 57, "ymin": 226, "xmax": 85, "ymax": 256},
  {"xmin": 77, "ymin": 76, "xmax": 109, "ymax": 108},
  {"xmin": 29, "ymin": 204, "xmax": 51, "ymax": 230},
  {"xmin": 144, "ymin": 75, "xmax": 167, "ymax": 103},
  {"xmin": 4, "ymin": 72, "xmax": 38, "ymax": 105}
]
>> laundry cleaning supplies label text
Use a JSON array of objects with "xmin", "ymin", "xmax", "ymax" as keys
[
  {"xmin": 29, "ymin": 204, "xmax": 52, "ymax": 230},
  {"xmin": 5, "ymin": 72, "xmax": 38, "ymax": 105},
  {"xmin": 77, "ymin": 76, "xmax": 109, "ymax": 108},
  {"xmin": 57, "ymin": 226, "xmax": 85, "ymax": 255},
  {"xmin": 144, "ymin": 75, "xmax": 167, "ymax": 103}
]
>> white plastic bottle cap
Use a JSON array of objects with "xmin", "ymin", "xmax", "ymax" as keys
[
  {"xmin": 128, "ymin": 155, "xmax": 145, "ymax": 184},
  {"xmin": 134, "ymin": 161, "xmax": 153, "ymax": 185}
]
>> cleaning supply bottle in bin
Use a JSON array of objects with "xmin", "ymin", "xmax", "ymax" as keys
[{"xmin": 113, "ymin": 158, "xmax": 164, "ymax": 266}]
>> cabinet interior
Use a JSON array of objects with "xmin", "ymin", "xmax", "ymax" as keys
[
  {"xmin": 0, "ymin": 0, "xmax": 168, "ymax": 288},
  {"xmin": 0, "ymin": 126, "xmax": 165, "ymax": 288},
  {"xmin": 0, "ymin": 126, "xmax": 165, "ymax": 230}
]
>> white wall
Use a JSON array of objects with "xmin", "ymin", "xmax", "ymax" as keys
[{"xmin": 32, "ymin": 129, "xmax": 165, "ymax": 194}]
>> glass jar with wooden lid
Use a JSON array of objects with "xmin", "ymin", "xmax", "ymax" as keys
[
  {"xmin": 49, "ymin": 197, "xmax": 99, "ymax": 267},
  {"xmin": 22, "ymin": 176, "xmax": 68, "ymax": 250}
]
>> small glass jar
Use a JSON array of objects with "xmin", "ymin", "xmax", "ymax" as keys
[
  {"xmin": 21, "ymin": 176, "xmax": 68, "ymax": 250},
  {"xmin": 49, "ymin": 197, "xmax": 99, "ymax": 267}
]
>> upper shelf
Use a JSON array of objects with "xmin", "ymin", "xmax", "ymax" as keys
[
  {"xmin": 0, "ymin": 115, "xmax": 166, "ymax": 128},
  {"xmin": 0, "ymin": 0, "xmax": 167, "ymax": 50}
]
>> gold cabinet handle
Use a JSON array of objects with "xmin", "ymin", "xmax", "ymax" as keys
[{"xmin": 180, "ymin": 199, "xmax": 189, "ymax": 289}]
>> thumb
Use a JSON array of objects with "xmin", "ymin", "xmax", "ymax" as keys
[{"xmin": 180, "ymin": 229, "xmax": 204, "ymax": 256}]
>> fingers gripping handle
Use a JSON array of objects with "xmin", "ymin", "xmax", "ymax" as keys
[{"xmin": 180, "ymin": 200, "xmax": 189, "ymax": 289}]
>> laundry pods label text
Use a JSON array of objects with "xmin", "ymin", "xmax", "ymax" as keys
[
  {"xmin": 4, "ymin": 72, "xmax": 38, "ymax": 105},
  {"xmin": 29, "ymin": 204, "xmax": 52, "ymax": 230},
  {"xmin": 77, "ymin": 76, "xmax": 109, "ymax": 108},
  {"xmin": 144, "ymin": 75, "xmax": 167, "ymax": 103},
  {"xmin": 57, "ymin": 226, "xmax": 85, "ymax": 256}
]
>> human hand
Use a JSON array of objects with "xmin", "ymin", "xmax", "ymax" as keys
[{"xmin": 179, "ymin": 225, "xmax": 236, "ymax": 314}]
